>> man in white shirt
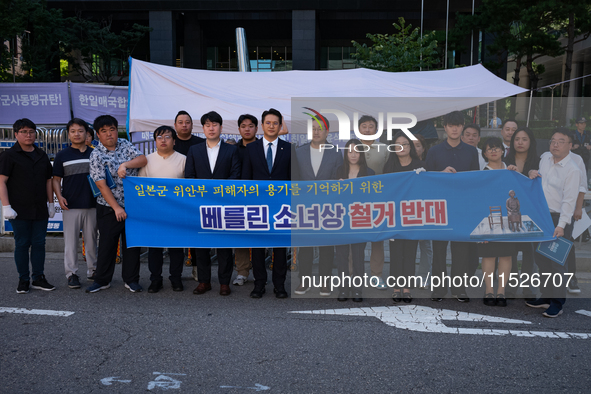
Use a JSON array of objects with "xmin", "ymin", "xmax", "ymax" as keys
[
  {"xmin": 185, "ymin": 111, "xmax": 241, "ymax": 296},
  {"xmin": 527, "ymin": 128, "xmax": 579, "ymax": 317},
  {"xmin": 139, "ymin": 126, "xmax": 186, "ymax": 293},
  {"xmin": 293, "ymin": 117, "xmax": 343, "ymax": 296},
  {"xmin": 461, "ymin": 124, "xmax": 486, "ymax": 170},
  {"xmin": 358, "ymin": 115, "xmax": 389, "ymax": 290}
]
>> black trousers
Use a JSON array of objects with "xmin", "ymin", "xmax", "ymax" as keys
[
  {"xmin": 335, "ymin": 243, "xmax": 365, "ymax": 289},
  {"xmin": 297, "ymin": 246, "xmax": 335, "ymax": 280},
  {"xmin": 94, "ymin": 204, "xmax": 141, "ymax": 286},
  {"xmin": 431, "ymin": 240, "xmax": 470, "ymax": 295},
  {"xmin": 194, "ymin": 248, "xmax": 233, "ymax": 285},
  {"xmin": 252, "ymin": 248, "xmax": 287, "ymax": 289},
  {"xmin": 389, "ymin": 239, "xmax": 419, "ymax": 289},
  {"xmin": 534, "ymin": 213, "xmax": 572, "ymax": 308},
  {"xmin": 148, "ymin": 247, "xmax": 184, "ymax": 282}
]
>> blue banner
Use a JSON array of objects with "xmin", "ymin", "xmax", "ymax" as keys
[{"xmin": 123, "ymin": 171, "xmax": 555, "ymax": 248}]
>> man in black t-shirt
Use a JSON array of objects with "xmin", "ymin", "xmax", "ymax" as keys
[
  {"xmin": 53, "ymin": 118, "xmax": 98, "ymax": 289},
  {"xmin": 173, "ymin": 110, "xmax": 205, "ymax": 156},
  {"xmin": 0, "ymin": 118, "xmax": 55, "ymax": 294},
  {"xmin": 172, "ymin": 110, "xmax": 204, "ymax": 280}
]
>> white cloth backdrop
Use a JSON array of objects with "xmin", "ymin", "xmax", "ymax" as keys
[{"xmin": 128, "ymin": 58, "xmax": 527, "ymax": 134}]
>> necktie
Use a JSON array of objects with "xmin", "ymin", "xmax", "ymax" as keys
[{"xmin": 267, "ymin": 142, "xmax": 273, "ymax": 173}]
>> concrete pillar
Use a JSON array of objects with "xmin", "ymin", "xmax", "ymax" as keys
[
  {"xmin": 149, "ymin": 11, "xmax": 176, "ymax": 66},
  {"xmin": 184, "ymin": 13, "xmax": 204, "ymax": 69},
  {"xmin": 292, "ymin": 10, "xmax": 317, "ymax": 70}
]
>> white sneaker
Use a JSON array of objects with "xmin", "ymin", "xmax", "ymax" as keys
[
  {"xmin": 370, "ymin": 277, "xmax": 388, "ymax": 290},
  {"xmin": 192, "ymin": 266, "xmax": 198, "ymax": 282},
  {"xmin": 233, "ymin": 275, "xmax": 248, "ymax": 286}
]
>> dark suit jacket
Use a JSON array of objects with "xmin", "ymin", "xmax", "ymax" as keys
[
  {"xmin": 185, "ymin": 140, "xmax": 241, "ymax": 179},
  {"xmin": 294, "ymin": 143, "xmax": 343, "ymax": 181},
  {"xmin": 242, "ymin": 137, "xmax": 291, "ymax": 180}
]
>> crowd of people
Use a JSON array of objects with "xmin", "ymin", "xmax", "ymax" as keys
[{"xmin": 1, "ymin": 109, "xmax": 586, "ymax": 319}]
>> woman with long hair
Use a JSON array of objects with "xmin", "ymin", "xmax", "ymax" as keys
[
  {"xmin": 504, "ymin": 127, "xmax": 539, "ymax": 299},
  {"xmin": 335, "ymin": 139, "xmax": 375, "ymax": 302},
  {"xmin": 411, "ymin": 134, "xmax": 432, "ymax": 289},
  {"xmin": 383, "ymin": 131, "xmax": 426, "ymax": 303}
]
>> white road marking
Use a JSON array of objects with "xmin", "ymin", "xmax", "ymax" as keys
[
  {"xmin": 101, "ymin": 377, "xmax": 131, "ymax": 386},
  {"xmin": 0, "ymin": 307, "xmax": 74, "ymax": 317},
  {"xmin": 148, "ymin": 373, "xmax": 186, "ymax": 390},
  {"xmin": 220, "ymin": 383, "xmax": 270, "ymax": 391},
  {"xmin": 291, "ymin": 305, "xmax": 591, "ymax": 339},
  {"xmin": 575, "ymin": 310, "xmax": 591, "ymax": 318}
]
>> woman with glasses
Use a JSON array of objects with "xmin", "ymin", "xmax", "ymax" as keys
[
  {"xmin": 383, "ymin": 131, "xmax": 426, "ymax": 303},
  {"xmin": 504, "ymin": 127, "xmax": 539, "ymax": 299},
  {"xmin": 479, "ymin": 137, "xmax": 516, "ymax": 306}
]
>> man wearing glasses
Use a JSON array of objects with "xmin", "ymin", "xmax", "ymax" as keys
[
  {"xmin": 527, "ymin": 128, "xmax": 580, "ymax": 317},
  {"xmin": 0, "ymin": 118, "xmax": 55, "ymax": 294},
  {"xmin": 139, "ymin": 126, "xmax": 187, "ymax": 293}
]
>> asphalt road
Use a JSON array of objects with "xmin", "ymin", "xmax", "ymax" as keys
[{"xmin": 1, "ymin": 256, "xmax": 590, "ymax": 393}]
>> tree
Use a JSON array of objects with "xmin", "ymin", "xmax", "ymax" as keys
[
  {"xmin": 450, "ymin": 0, "xmax": 565, "ymax": 92},
  {"xmin": 0, "ymin": 0, "xmax": 67, "ymax": 82},
  {"xmin": 351, "ymin": 17, "xmax": 439, "ymax": 72},
  {"xmin": 64, "ymin": 16, "xmax": 151, "ymax": 84},
  {"xmin": 554, "ymin": 1, "xmax": 591, "ymax": 122}
]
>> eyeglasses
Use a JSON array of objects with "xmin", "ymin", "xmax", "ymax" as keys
[
  {"xmin": 398, "ymin": 143, "xmax": 410, "ymax": 147},
  {"xmin": 549, "ymin": 139, "xmax": 568, "ymax": 146},
  {"xmin": 156, "ymin": 135, "xmax": 172, "ymax": 141},
  {"xmin": 486, "ymin": 147, "xmax": 502, "ymax": 153}
]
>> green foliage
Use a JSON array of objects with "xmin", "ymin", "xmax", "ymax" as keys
[
  {"xmin": 0, "ymin": 0, "xmax": 150, "ymax": 83},
  {"xmin": 450, "ymin": 0, "xmax": 565, "ymax": 86},
  {"xmin": 64, "ymin": 18, "xmax": 151, "ymax": 84},
  {"xmin": 0, "ymin": 0, "xmax": 67, "ymax": 81},
  {"xmin": 351, "ymin": 17, "xmax": 439, "ymax": 72}
]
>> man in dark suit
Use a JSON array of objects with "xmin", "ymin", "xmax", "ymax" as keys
[
  {"xmin": 173, "ymin": 110, "xmax": 204, "ymax": 282},
  {"xmin": 294, "ymin": 117, "xmax": 342, "ymax": 296},
  {"xmin": 185, "ymin": 111, "xmax": 241, "ymax": 296},
  {"xmin": 242, "ymin": 108, "xmax": 291, "ymax": 298}
]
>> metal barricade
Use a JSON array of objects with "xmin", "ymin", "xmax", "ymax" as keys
[{"xmin": 133, "ymin": 139, "xmax": 156, "ymax": 156}]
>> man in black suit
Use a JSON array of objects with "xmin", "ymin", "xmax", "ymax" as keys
[
  {"xmin": 242, "ymin": 108, "xmax": 291, "ymax": 298},
  {"xmin": 173, "ymin": 110, "xmax": 204, "ymax": 282},
  {"xmin": 185, "ymin": 111, "xmax": 241, "ymax": 296},
  {"xmin": 294, "ymin": 117, "xmax": 342, "ymax": 296}
]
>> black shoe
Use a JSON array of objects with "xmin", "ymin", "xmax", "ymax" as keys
[
  {"xmin": 431, "ymin": 291, "xmax": 444, "ymax": 302},
  {"xmin": 87, "ymin": 272, "xmax": 96, "ymax": 281},
  {"xmin": 483, "ymin": 293, "xmax": 496, "ymax": 306},
  {"xmin": 68, "ymin": 274, "xmax": 81, "ymax": 289},
  {"xmin": 148, "ymin": 280, "xmax": 163, "ymax": 293},
  {"xmin": 337, "ymin": 288, "xmax": 349, "ymax": 301},
  {"xmin": 30, "ymin": 275, "xmax": 56, "ymax": 291},
  {"xmin": 273, "ymin": 287, "xmax": 288, "ymax": 299},
  {"xmin": 16, "ymin": 279, "xmax": 29, "ymax": 294},
  {"xmin": 454, "ymin": 293, "xmax": 470, "ymax": 303},
  {"xmin": 171, "ymin": 279, "xmax": 184, "ymax": 292},
  {"xmin": 352, "ymin": 290, "xmax": 363, "ymax": 302},
  {"xmin": 496, "ymin": 294, "xmax": 507, "ymax": 307},
  {"xmin": 402, "ymin": 291, "xmax": 412, "ymax": 303},
  {"xmin": 250, "ymin": 287, "xmax": 266, "ymax": 299},
  {"xmin": 392, "ymin": 290, "xmax": 402, "ymax": 303}
]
